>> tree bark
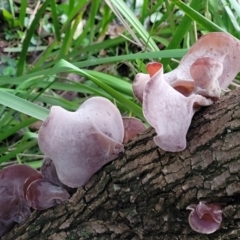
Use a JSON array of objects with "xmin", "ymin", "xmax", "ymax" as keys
[{"xmin": 2, "ymin": 89, "xmax": 240, "ymax": 240}]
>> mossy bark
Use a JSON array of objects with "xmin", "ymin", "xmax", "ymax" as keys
[{"xmin": 2, "ymin": 89, "xmax": 240, "ymax": 240}]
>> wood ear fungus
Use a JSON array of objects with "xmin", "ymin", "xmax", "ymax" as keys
[
  {"xmin": 132, "ymin": 32, "xmax": 240, "ymax": 152},
  {"xmin": 0, "ymin": 165, "xmax": 41, "ymax": 236},
  {"xmin": 142, "ymin": 62, "xmax": 212, "ymax": 152},
  {"xmin": 25, "ymin": 179, "xmax": 70, "ymax": 210},
  {"xmin": 187, "ymin": 202, "xmax": 222, "ymax": 234},
  {"xmin": 38, "ymin": 97, "xmax": 124, "ymax": 188},
  {"xmin": 122, "ymin": 117, "xmax": 146, "ymax": 143}
]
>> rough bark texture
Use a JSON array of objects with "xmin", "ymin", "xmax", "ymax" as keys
[{"xmin": 2, "ymin": 89, "xmax": 240, "ymax": 240}]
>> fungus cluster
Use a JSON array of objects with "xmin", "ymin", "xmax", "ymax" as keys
[
  {"xmin": 0, "ymin": 164, "xmax": 70, "ymax": 236},
  {"xmin": 132, "ymin": 32, "xmax": 240, "ymax": 233},
  {"xmin": 1, "ymin": 32, "xmax": 239, "ymax": 237},
  {"xmin": 38, "ymin": 97, "xmax": 125, "ymax": 188},
  {"xmin": 133, "ymin": 32, "xmax": 240, "ymax": 152},
  {"xmin": 0, "ymin": 97, "xmax": 145, "ymax": 236}
]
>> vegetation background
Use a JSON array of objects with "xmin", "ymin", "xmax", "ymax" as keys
[{"xmin": 0, "ymin": 0, "xmax": 240, "ymax": 169}]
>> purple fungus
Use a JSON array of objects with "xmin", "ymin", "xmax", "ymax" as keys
[
  {"xmin": 164, "ymin": 32, "xmax": 240, "ymax": 91},
  {"xmin": 21, "ymin": 160, "xmax": 70, "ymax": 210},
  {"xmin": 23, "ymin": 171, "xmax": 43, "ymax": 198},
  {"xmin": 0, "ymin": 164, "xmax": 40, "ymax": 237},
  {"xmin": 132, "ymin": 33, "xmax": 240, "ymax": 152},
  {"xmin": 142, "ymin": 62, "xmax": 212, "ymax": 152},
  {"xmin": 25, "ymin": 179, "xmax": 70, "ymax": 210},
  {"xmin": 122, "ymin": 117, "xmax": 147, "ymax": 143},
  {"xmin": 187, "ymin": 202, "xmax": 222, "ymax": 234},
  {"xmin": 133, "ymin": 71, "xmax": 194, "ymax": 101},
  {"xmin": 133, "ymin": 33, "xmax": 240, "ymax": 103},
  {"xmin": 190, "ymin": 57, "xmax": 223, "ymax": 100},
  {"xmin": 41, "ymin": 157, "xmax": 61, "ymax": 186},
  {"xmin": 41, "ymin": 157, "xmax": 74, "ymax": 194},
  {"xmin": 133, "ymin": 73, "xmax": 150, "ymax": 103},
  {"xmin": 38, "ymin": 96, "xmax": 124, "ymax": 188}
]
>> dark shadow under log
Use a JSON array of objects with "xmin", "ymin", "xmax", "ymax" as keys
[{"xmin": 2, "ymin": 89, "xmax": 240, "ymax": 240}]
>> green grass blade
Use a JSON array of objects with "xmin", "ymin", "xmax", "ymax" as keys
[
  {"xmin": 18, "ymin": 0, "xmax": 27, "ymax": 27},
  {"xmin": 221, "ymin": 0, "xmax": 240, "ymax": 36},
  {"xmin": 228, "ymin": 0, "xmax": 240, "ymax": 17},
  {"xmin": 17, "ymin": 0, "xmax": 50, "ymax": 76},
  {"xmin": 31, "ymin": 0, "xmax": 89, "ymax": 70},
  {"xmin": 0, "ymin": 90, "xmax": 49, "ymax": 120},
  {"xmin": 0, "ymin": 140, "xmax": 38, "ymax": 164},
  {"xmin": 107, "ymin": 0, "xmax": 159, "ymax": 51},
  {"xmin": 0, "ymin": 117, "xmax": 37, "ymax": 142},
  {"xmin": 50, "ymin": 0, "xmax": 61, "ymax": 42},
  {"xmin": 161, "ymin": 0, "xmax": 204, "ymax": 68},
  {"xmin": 73, "ymin": 49, "xmax": 187, "ymax": 68},
  {"xmin": 61, "ymin": 0, "xmax": 89, "ymax": 30},
  {"xmin": 55, "ymin": 59, "xmax": 145, "ymax": 120},
  {"xmin": 0, "ymin": 49, "xmax": 187, "ymax": 87},
  {"xmin": 172, "ymin": 0, "xmax": 226, "ymax": 33},
  {"xmin": 85, "ymin": 70, "xmax": 132, "ymax": 96},
  {"xmin": 88, "ymin": 0, "xmax": 101, "ymax": 46}
]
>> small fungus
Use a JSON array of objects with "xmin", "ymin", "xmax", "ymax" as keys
[
  {"xmin": 122, "ymin": 117, "xmax": 147, "ymax": 143},
  {"xmin": 40, "ymin": 157, "xmax": 62, "ymax": 187},
  {"xmin": 132, "ymin": 72, "xmax": 150, "ymax": 103},
  {"xmin": 190, "ymin": 57, "xmax": 223, "ymax": 100},
  {"xmin": 41, "ymin": 157, "xmax": 75, "ymax": 194},
  {"xmin": 0, "ymin": 165, "xmax": 40, "ymax": 237},
  {"xmin": 187, "ymin": 202, "xmax": 223, "ymax": 234},
  {"xmin": 0, "ymin": 164, "xmax": 71, "ymax": 236},
  {"xmin": 23, "ymin": 171, "xmax": 43, "ymax": 198},
  {"xmin": 25, "ymin": 179, "xmax": 70, "ymax": 210}
]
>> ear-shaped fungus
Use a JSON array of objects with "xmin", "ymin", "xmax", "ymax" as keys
[
  {"xmin": 190, "ymin": 57, "xmax": 223, "ymax": 100},
  {"xmin": 142, "ymin": 62, "xmax": 212, "ymax": 152},
  {"xmin": 134, "ymin": 33, "xmax": 240, "ymax": 102},
  {"xmin": 164, "ymin": 32, "xmax": 240, "ymax": 91},
  {"xmin": 40, "ymin": 157, "xmax": 62, "ymax": 187},
  {"xmin": 38, "ymin": 97, "xmax": 124, "ymax": 188},
  {"xmin": 122, "ymin": 117, "xmax": 147, "ymax": 143},
  {"xmin": 24, "ymin": 179, "xmax": 70, "ymax": 210},
  {"xmin": 23, "ymin": 171, "xmax": 43, "ymax": 198},
  {"xmin": 132, "ymin": 32, "xmax": 240, "ymax": 152},
  {"xmin": 41, "ymin": 157, "xmax": 74, "ymax": 194},
  {"xmin": 133, "ymin": 73, "xmax": 150, "ymax": 103},
  {"xmin": 133, "ymin": 71, "xmax": 194, "ymax": 103},
  {"xmin": 187, "ymin": 202, "xmax": 222, "ymax": 234},
  {"xmin": 0, "ymin": 165, "xmax": 40, "ymax": 237}
]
